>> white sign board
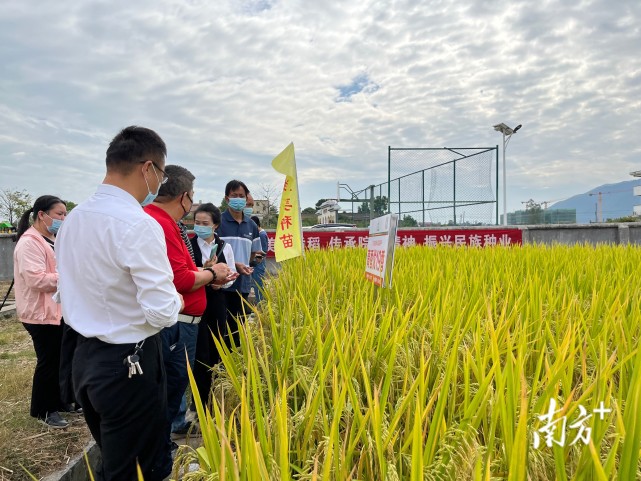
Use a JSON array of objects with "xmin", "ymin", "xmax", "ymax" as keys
[{"xmin": 365, "ymin": 213, "xmax": 398, "ymax": 288}]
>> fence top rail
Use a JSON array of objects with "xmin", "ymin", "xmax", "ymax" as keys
[
  {"xmin": 389, "ymin": 146, "xmax": 498, "ymax": 151},
  {"xmin": 345, "ymin": 146, "xmax": 499, "ymax": 198},
  {"xmin": 386, "ymin": 147, "xmax": 498, "ymax": 183}
]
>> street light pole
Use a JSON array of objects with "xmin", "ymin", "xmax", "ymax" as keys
[
  {"xmin": 500, "ymin": 131, "xmax": 506, "ymax": 226},
  {"xmin": 493, "ymin": 123, "xmax": 521, "ymax": 226}
]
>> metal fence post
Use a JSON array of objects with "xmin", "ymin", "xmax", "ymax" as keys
[
  {"xmin": 369, "ymin": 185, "xmax": 374, "ymax": 222},
  {"xmin": 387, "ymin": 146, "xmax": 391, "ymax": 213},
  {"xmin": 453, "ymin": 158, "xmax": 457, "ymax": 225},
  {"xmin": 398, "ymin": 178, "xmax": 401, "ymax": 216},
  {"xmin": 422, "ymin": 170, "xmax": 425, "ymax": 226},
  {"xmin": 495, "ymin": 145, "xmax": 499, "ymax": 225}
]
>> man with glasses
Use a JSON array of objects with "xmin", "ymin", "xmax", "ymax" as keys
[
  {"xmin": 150, "ymin": 162, "xmax": 169, "ymax": 183},
  {"xmin": 144, "ymin": 165, "xmax": 233, "ymax": 470},
  {"xmin": 55, "ymin": 126, "xmax": 183, "ymax": 480}
]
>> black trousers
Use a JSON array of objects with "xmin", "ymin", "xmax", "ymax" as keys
[
  {"xmin": 59, "ymin": 319, "xmax": 79, "ymax": 406},
  {"xmin": 194, "ymin": 288, "xmax": 227, "ymax": 406},
  {"xmin": 73, "ymin": 333, "xmax": 170, "ymax": 481},
  {"xmin": 22, "ymin": 322, "xmax": 63, "ymax": 419},
  {"xmin": 224, "ymin": 290, "xmax": 249, "ymax": 349}
]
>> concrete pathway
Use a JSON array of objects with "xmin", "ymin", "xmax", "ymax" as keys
[{"xmin": 0, "ymin": 301, "xmax": 16, "ymax": 319}]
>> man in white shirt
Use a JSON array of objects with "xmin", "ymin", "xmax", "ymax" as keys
[{"xmin": 55, "ymin": 126, "xmax": 183, "ymax": 481}]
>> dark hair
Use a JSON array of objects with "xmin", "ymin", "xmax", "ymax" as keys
[
  {"xmin": 156, "ymin": 165, "xmax": 195, "ymax": 200},
  {"xmin": 251, "ymin": 215, "xmax": 261, "ymax": 227},
  {"xmin": 194, "ymin": 203, "xmax": 221, "ymax": 225},
  {"xmin": 16, "ymin": 195, "xmax": 65, "ymax": 241},
  {"xmin": 105, "ymin": 126, "xmax": 167, "ymax": 174},
  {"xmin": 224, "ymin": 180, "xmax": 250, "ymax": 197}
]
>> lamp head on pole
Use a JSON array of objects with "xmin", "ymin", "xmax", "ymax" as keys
[
  {"xmin": 493, "ymin": 122, "xmax": 521, "ymax": 227},
  {"xmin": 493, "ymin": 122, "xmax": 522, "ymax": 136},
  {"xmin": 493, "ymin": 123, "xmax": 513, "ymax": 136}
]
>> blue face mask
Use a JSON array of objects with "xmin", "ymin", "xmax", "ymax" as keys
[
  {"xmin": 193, "ymin": 225, "xmax": 213, "ymax": 239},
  {"xmin": 141, "ymin": 164, "xmax": 162, "ymax": 207},
  {"xmin": 45, "ymin": 214, "xmax": 63, "ymax": 234},
  {"xmin": 141, "ymin": 191, "xmax": 157, "ymax": 207},
  {"xmin": 228, "ymin": 198, "xmax": 246, "ymax": 211},
  {"xmin": 243, "ymin": 207, "xmax": 253, "ymax": 217}
]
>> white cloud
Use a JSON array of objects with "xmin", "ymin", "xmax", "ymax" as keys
[{"xmin": 0, "ymin": 0, "xmax": 640, "ymax": 221}]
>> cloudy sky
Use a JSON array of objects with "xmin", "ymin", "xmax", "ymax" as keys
[{"xmin": 1, "ymin": 0, "xmax": 640, "ymax": 222}]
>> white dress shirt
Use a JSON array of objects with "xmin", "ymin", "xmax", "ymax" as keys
[
  {"xmin": 55, "ymin": 184, "xmax": 181, "ymax": 344},
  {"xmin": 196, "ymin": 236, "xmax": 237, "ymax": 289}
]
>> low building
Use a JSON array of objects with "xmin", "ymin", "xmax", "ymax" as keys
[
  {"xmin": 316, "ymin": 200, "xmax": 340, "ymax": 224},
  {"xmin": 254, "ymin": 199, "xmax": 269, "ymax": 218},
  {"xmin": 506, "ymin": 209, "xmax": 576, "ymax": 225}
]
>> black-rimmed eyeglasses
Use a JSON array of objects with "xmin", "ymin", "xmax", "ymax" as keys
[{"xmin": 141, "ymin": 161, "xmax": 169, "ymax": 184}]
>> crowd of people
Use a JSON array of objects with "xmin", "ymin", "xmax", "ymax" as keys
[{"xmin": 11, "ymin": 126, "xmax": 268, "ymax": 481}]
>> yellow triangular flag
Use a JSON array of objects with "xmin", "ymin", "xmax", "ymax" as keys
[{"xmin": 271, "ymin": 143, "xmax": 304, "ymax": 262}]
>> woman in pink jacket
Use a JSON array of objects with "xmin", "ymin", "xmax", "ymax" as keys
[{"xmin": 14, "ymin": 195, "xmax": 68, "ymax": 428}]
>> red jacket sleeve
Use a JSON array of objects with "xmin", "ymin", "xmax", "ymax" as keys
[
  {"xmin": 143, "ymin": 205, "xmax": 205, "ymax": 316},
  {"xmin": 162, "ymin": 224, "xmax": 196, "ymax": 294}
]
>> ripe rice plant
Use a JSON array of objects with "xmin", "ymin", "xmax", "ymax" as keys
[{"xmin": 176, "ymin": 244, "xmax": 641, "ymax": 480}]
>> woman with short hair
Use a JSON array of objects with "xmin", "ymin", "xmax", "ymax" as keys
[
  {"xmin": 190, "ymin": 203, "xmax": 237, "ymax": 409},
  {"xmin": 13, "ymin": 195, "xmax": 68, "ymax": 428}
]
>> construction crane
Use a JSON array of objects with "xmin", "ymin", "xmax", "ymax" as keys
[
  {"xmin": 521, "ymin": 197, "xmax": 568, "ymax": 210},
  {"xmin": 541, "ymin": 197, "xmax": 569, "ymax": 209},
  {"xmin": 588, "ymin": 188, "xmax": 631, "ymax": 223},
  {"xmin": 588, "ymin": 192, "xmax": 605, "ymax": 223}
]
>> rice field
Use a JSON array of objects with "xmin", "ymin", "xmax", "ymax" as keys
[{"xmin": 175, "ymin": 244, "xmax": 641, "ymax": 480}]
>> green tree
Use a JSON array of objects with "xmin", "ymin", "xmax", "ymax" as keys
[
  {"xmin": 0, "ymin": 188, "xmax": 32, "ymax": 225},
  {"xmin": 357, "ymin": 196, "xmax": 388, "ymax": 216},
  {"xmin": 265, "ymin": 204, "xmax": 279, "ymax": 229},
  {"xmin": 399, "ymin": 214, "xmax": 418, "ymax": 227},
  {"xmin": 314, "ymin": 198, "xmax": 328, "ymax": 210},
  {"xmin": 372, "ymin": 196, "xmax": 388, "ymax": 216},
  {"xmin": 524, "ymin": 199, "xmax": 543, "ymax": 224},
  {"xmin": 607, "ymin": 215, "xmax": 640, "ymax": 223},
  {"xmin": 219, "ymin": 197, "xmax": 229, "ymax": 212},
  {"xmin": 301, "ymin": 207, "xmax": 318, "ymax": 227},
  {"xmin": 64, "ymin": 200, "xmax": 78, "ymax": 212}
]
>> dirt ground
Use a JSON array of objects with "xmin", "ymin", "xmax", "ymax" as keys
[
  {"xmin": 0, "ymin": 281, "xmax": 14, "ymax": 307},
  {"xmin": 0, "ymin": 316, "xmax": 92, "ymax": 481}
]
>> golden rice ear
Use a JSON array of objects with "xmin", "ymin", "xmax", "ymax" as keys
[{"xmin": 173, "ymin": 245, "xmax": 629, "ymax": 479}]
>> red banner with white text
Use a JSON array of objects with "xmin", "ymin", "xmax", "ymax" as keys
[{"xmin": 264, "ymin": 229, "xmax": 522, "ymax": 257}]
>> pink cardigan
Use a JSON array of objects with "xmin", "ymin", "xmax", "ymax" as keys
[{"xmin": 13, "ymin": 227, "xmax": 61, "ymax": 325}]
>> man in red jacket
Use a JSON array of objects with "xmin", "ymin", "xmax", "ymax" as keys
[{"xmin": 144, "ymin": 165, "xmax": 233, "ymax": 471}]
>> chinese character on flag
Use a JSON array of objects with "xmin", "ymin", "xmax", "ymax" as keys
[
  {"xmin": 280, "ymin": 233, "xmax": 294, "ymax": 248},
  {"xmin": 271, "ymin": 143, "xmax": 303, "ymax": 262},
  {"xmin": 280, "ymin": 215, "xmax": 293, "ymax": 230}
]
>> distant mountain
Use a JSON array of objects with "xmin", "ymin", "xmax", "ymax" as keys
[{"xmin": 549, "ymin": 180, "xmax": 641, "ymax": 224}]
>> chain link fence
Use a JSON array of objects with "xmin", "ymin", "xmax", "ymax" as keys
[
  {"xmin": 384, "ymin": 147, "xmax": 499, "ymax": 225},
  {"xmin": 339, "ymin": 146, "xmax": 499, "ymax": 226}
]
